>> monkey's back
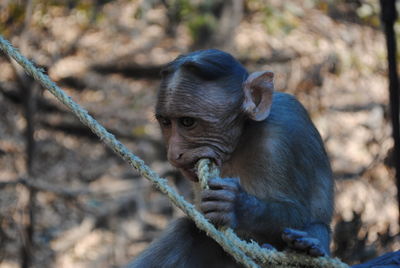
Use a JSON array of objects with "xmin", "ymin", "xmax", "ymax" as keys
[
  {"xmin": 268, "ymin": 92, "xmax": 333, "ymax": 223},
  {"xmin": 224, "ymin": 92, "xmax": 333, "ymax": 224}
]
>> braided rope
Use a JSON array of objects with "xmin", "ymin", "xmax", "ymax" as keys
[
  {"xmin": 0, "ymin": 34, "xmax": 349, "ymax": 268},
  {"xmin": 0, "ymin": 35, "xmax": 257, "ymax": 268}
]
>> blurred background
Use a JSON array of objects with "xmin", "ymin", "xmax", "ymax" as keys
[{"xmin": 0, "ymin": 0, "xmax": 399, "ymax": 267}]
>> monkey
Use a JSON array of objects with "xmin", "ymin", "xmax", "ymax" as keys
[{"xmin": 127, "ymin": 49, "xmax": 333, "ymax": 268}]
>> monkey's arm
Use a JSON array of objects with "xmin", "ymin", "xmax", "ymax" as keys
[
  {"xmin": 201, "ymin": 177, "xmax": 329, "ymax": 256},
  {"xmin": 201, "ymin": 178, "xmax": 308, "ymax": 232}
]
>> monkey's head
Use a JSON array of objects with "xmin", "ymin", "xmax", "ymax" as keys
[{"xmin": 155, "ymin": 49, "xmax": 274, "ymax": 181}]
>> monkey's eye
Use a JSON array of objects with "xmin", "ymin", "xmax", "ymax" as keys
[
  {"xmin": 178, "ymin": 117, "xmax": 196, "ymax": 128},
  {"xmin": 156, "ymin": 115, "xmax": 171, "ymax": 127}
]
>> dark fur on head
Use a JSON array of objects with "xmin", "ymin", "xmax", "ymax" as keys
[{"xmin": 161, "ymin": 49, "xmax": 248, "ymax": 82}]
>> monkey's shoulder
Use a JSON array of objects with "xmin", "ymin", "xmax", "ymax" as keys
[
  {"xmin": 261, "ymin": 92, "xmax": 327, "ymax": 155},
  {"xmin": 270, "ymin": 92, "xmax": 311, "ymax": 122},
  {"xmin": 260, "ymin": 92, "xmax": 316, "ymax": 136}
]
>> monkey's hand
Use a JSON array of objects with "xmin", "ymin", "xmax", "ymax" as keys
[
  {"xmin": 282, "ymin": 228, "xmax": 327, "ymax": 257},
  {"xmin": 200, "ymin": 177, "xmax": 256, "ymax": 229},
  {"xmin": 200, "ymin": 177, "xmax": 242, "ymax": 228}
]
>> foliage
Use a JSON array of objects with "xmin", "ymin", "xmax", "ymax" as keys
[
  {"xmin": 0, "ymin": 2, "xmax": 26, "ymax": 35},
  {"xmin": 166, "ymin": 0, "xmax": 221, "ymax": 45},
  {"xmin": 262, "ymin": 4, "xmax": 301, "ymax": 35}
]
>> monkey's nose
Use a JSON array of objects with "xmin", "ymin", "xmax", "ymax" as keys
[{"xmin": 167, "ymin": 150, "xmax": 186, "ymax": 168}]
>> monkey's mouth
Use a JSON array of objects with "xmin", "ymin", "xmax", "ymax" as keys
[
  {"xmin": 180, "ymin": 167, "xmax": 199, "ymax": 182},
  {"xmin": 178, "ymin": 157, "xmax": 221, "ymax": 182}
]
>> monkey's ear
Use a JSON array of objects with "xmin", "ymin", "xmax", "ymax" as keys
[{"xmin": 242, "ymin": 71, "xmax": 274, "ymax": 121}]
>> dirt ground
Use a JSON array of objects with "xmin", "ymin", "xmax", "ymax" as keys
[{"xmin": 0, "ymin": 1, "xmax": 399, "ymax": 267}]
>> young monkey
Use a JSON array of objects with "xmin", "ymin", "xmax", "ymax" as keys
[{"xmin": 128, "ymin": 49, "xmax": 333, "ymax": 268}]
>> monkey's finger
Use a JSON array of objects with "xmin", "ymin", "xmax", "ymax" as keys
[
  {"xmin": 292, "ymin": 237, "xmax": 321, "ymax": 251},
  {"xmin": 288, "ymin": 237, "xmax": 327, "ymax": 257},
  {"xmin": 261, "ymin": 243, "xmax": 276, "ymax": 251},
  {"xmin": 204, "ymin": 212, "xmax": 234, "ymax": 227},
  {"xmin": 201, "ymin": 189, "xmax": 235, "ymax": 202},
  {"xmin": 200, "ymin": 201, "xmax": 232, "ymax": 213},
  {"xmin": 282, "ymin": 228, "xmax": 309, "ymax": 242},
  {"xmin": 309, "ymin": 246, "xmax": 326, "ymax": 257},
  {"xmin": 207, "ymin": 178, "xmax": 240, "ymax": 191}
]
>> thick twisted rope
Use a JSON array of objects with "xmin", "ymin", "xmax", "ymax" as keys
[
  {"xmin": 0, "ymin": 35, "xmax": 257, "ymax": 268},
  {"xmin": 0, "ymin": 34, "xmax": 348, "ymax": 268}
]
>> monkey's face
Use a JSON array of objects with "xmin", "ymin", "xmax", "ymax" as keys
[{"xmin": 155, "ymin": 71, "xmax": 245, "ymax": 181}]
